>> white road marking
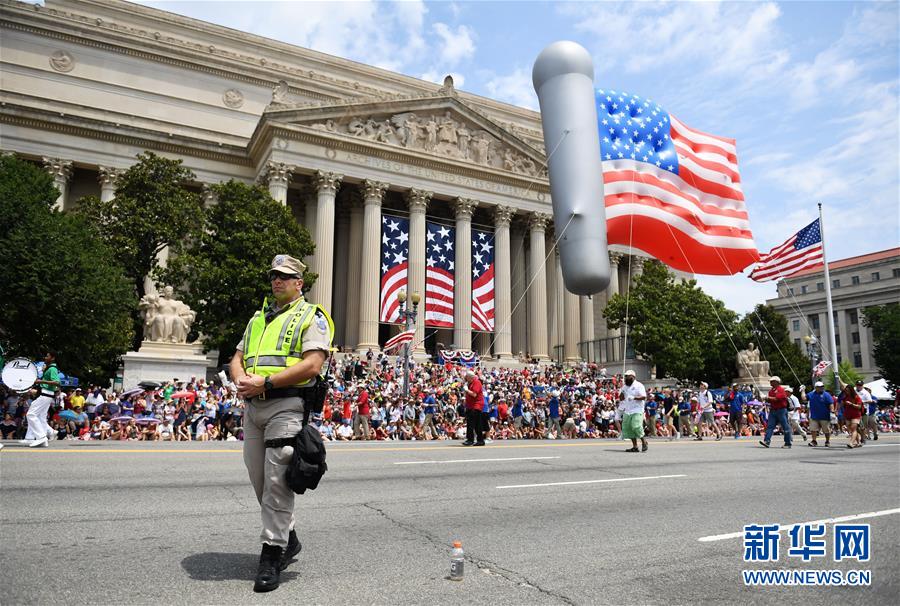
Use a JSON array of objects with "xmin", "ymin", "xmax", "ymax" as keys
[
  {"xmin": 497, "ymin": 474, "xmax": 687, "ymax": 489},
  {"xmin": 698, "ymin": 507, "xmax": 900, "ymax": 542},
  {"xmin": 395, "ymin": 456, "xmax": 560, "ymax": 465}
]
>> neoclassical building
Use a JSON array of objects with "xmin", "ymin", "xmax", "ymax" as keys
[{"xmin": 1, "ymin": 0, "xmax": 669, "ymax": 368}]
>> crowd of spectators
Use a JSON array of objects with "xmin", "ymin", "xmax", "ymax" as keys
[{"xmin": 2, "ymin": 355, "xmax": 898, "ymax": 445}]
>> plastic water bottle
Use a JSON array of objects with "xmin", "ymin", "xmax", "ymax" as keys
[{"xmin": 449, "ymin": 541, "xmax": 464, "ymax": 581}]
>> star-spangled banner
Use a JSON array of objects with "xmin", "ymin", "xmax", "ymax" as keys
[
  {"xmin": 749, "ymin": 219, "xmax": 824, "ymax": 282},
  {"xmin": 425, "ymin": 221, "xmax": 455, "ymax": 327},
  {"xmin": 596, "ymin": 89, "xmax": 760, "ymax": 275},
  {"xmin": 471, "ymin": 227, "xmax": 495, "ymax": 332},
  {"xmin": 379, "ymin": 214, "xmax": 409, "ymax": 323}
]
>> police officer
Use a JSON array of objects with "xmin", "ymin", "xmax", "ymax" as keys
[{"xmin": 229, "ymin": 254, "xmax": 334, "ymax": 593}]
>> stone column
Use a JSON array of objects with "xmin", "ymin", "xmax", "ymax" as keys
[
  {"xmin": 547, "ymin": 240, "xmax": 559, "ymax": 359},
  {"xmin": 527, "ymin": 213, "xmax": 551, "ymax": 360},
  {"xmin": 357, "ymin": 180, "xmax": 387, "ymax": 353},
  {"xmin": 345, "ymin": 194, "xmax": 364, "ymax": 350},
  {"xmin": 332, "ymin": 202, "xmax": 351, "ymax": 348},
  {"xmin": 453, "ymin": 198, "xmax": 477, "ymax": 350},
  {"xmin": 97, "ymin": 166, "xmax": 121, "ymax": 203},
  {"xmin": 632, "ymin": 255, "xmax": 645, "ymax": 282},
  {"xmin": 510, "ymin": 225, "xmax": 527, "ymax": 357},
  {"xmin": 580, "ymin": 296, "xmax": 595, "ymax": 362},
  {"xmin": 608, "ymin": 252, "xmax": 623, "ymax": 359},
  {"xmin": 564, "ymin": 283, "xmax": 581, "ymax": 364},
  {"xmin": 406, "ymin": 189, "xmax": 432, "ymax": 354},
  {"xmin": 43, "ymin": 157, "xmax": 73, "ymax": 211},
  {"xmin": 303, "ymin": 187, "xmax": 318, "ymax": 277},
  {"xmin": 310, "ymin": 171, "xmax": 342, "ymax": 308},
  {"xmin": 262, "ymin": 161, "xmax": 293, "ymax": 205},
  {"xmin": 493, "ymin": 205, "xmax": 515, "ymax": 360}
]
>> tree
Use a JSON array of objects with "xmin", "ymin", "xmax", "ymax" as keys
[
  {"xmin": 824, "ymin": 360, "xmax": 864, "ymax": 391},
  {"xmin": 862, "ymin": 303, "xmax": 900, "ymax": 388},
  {"xmin": 603, "ymin": 260, "xmax": 742, "ymax": 385},
  {"xmin": 76, "ymin": 152, "xmax": 202, "ymax": 344},
  {"xmin": 158, "ymin": 180, "xmax": 315, "ymax": 366},
  {"xmin": 738, "ymin": 304, "xmax": 811, "ymax": 387},
  {"xmin": 0, "ymin": 155, "xmax": 134, "ymax": 383}
]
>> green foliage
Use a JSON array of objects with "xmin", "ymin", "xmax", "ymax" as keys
[
  {"xmin": 738, "ymin": 304, "xmax": 811, "ymax": 387},
  {"xmin": 824, "ymin": 360, "xmax": 864, "ymax": 390},
  {"xmin": 603, "ymin": 260, "xmax": 741, "ymax": 385},
  {"xmin": 75, "ymin": 152, "xmax": 202, "ymax": 344},
  {"xmin": 158, "ymin": 180, "xmax": 315, "ymax": 365},
  {"xmin": 0, "ymin": 155, "xmax": 134, "ymax": 382},
  {"xmin": 862, "ymin": 303, "xmax": 900, "ymax": 388}
]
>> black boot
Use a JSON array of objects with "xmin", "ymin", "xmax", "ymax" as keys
[
  {"xmin": 281, "ymin": 529, "xmax": 302, "ymax": 570},
  {"xmin": 254, "ymin": 543, "xmax": 284, "ymax": 593}
]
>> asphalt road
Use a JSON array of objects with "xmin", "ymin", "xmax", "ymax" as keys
[{"xmin": 2, "ymin": 433, "xmax": 899, "ymax": 605}]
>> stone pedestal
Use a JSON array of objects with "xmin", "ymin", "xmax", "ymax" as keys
[{"xmin": 122, "ymin": 341, "xmax": 210, "ymax": 388}]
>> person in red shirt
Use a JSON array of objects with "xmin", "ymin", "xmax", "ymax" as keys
[
  {"xmin": 840, "ymin": 384, "xmax": 864, "ymax": 448},
  {"xmin": 354, "ymin": 386, "xmax": 370, "ymax": 440},
  {"xmin": 462, "ymin": 371, "xmax": 485, "ymax": 446},
  {"xmin": 760, "ymin": 376, "xmax": 792, "ymax": 449}
]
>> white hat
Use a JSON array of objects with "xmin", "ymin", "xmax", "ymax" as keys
[
  {"xmin": 624, "ymin": 369, "xmax": 636, "ymax": 377},
  {"xmin": 784, "ymin": 386, "xmax": 793, "ymax": 393},
  {"xmin": 769, "ymin": 376, "xmax": 781, "ymax": 383},
  {"xmin": 814, "ymin": 381, "xmax": 825, "ymax": 387},
  {"xmin": 700, "ymin": 381, "xmax": 708, "ymax": 387}
]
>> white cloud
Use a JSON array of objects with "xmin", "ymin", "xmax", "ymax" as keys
[
  {"xmin": 432, "ymin": 22, "xmax": 476, "ymax": 65},
  {"xmin": 484, "ymin": 67, "xmax": 538, "ymax": 110}
]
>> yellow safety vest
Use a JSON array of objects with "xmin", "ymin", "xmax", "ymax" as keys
[{"xmin": 241, "ymin": 297, "xmax": 334, "ymax": 386}]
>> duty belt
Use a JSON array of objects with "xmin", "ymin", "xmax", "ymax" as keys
[{"xmin": 257, "ymin": 387, "xmax": 304, "ymax": 401}]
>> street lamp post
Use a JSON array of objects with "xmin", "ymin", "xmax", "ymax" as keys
[
  {"xmin": 396, "ymin": 289, "xmax": 421, "ymax": 400},
  {"xmin": 803, "ymin": 335, "xmax": 819, "ymax": 384}
]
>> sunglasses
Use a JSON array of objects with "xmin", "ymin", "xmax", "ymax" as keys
[{"xmin": 269, "ymin": 271, "xmax": 299, "ymax": 281}]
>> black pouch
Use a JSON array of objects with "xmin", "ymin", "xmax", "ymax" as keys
[{"xmin": 286, "ymin": 423, "xmax": 328, "ymax": 494}]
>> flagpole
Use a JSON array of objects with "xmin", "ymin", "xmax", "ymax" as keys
[{"xmin": 818, "ymin": 203, "xmax": 840, "ymax": 394}]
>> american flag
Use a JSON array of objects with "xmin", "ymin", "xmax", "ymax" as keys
[
  {"xmin": 383, "ymin": 327, "xmax": 415, "ymax": 353},
  {"xmin": 425, "ymin": 221, "xmax": 455, "ymax": 327},
  {"xmin": 597, "ymin": 89, "xmax": 759, "ymax": 275},
  {"xmin": 471, "ymin": 228, "xmax": 495, "ymax": 332},
  {"xmin": 749, "ymin": 219, "xmax": 824, "ymax": 282},
  {"xmin": 379, "ymin": 214, "xmax": 409, "ymax": 323},
  {"xmin": 813, "ymin": 360, "xmax": 832, "ymax": 377}
]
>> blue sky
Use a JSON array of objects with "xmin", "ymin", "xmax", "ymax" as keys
[{"xmin": 140, "ymin": 0, "xmax": 899, "ymax": 313}]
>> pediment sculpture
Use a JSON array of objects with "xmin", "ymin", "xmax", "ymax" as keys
[{"xmin": 310, "ymin": 111, "xmax": 544, "ymax": 177}]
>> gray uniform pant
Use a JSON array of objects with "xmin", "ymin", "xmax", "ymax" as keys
[{"xmin": 243, "ymin": 395, "xmax": 305, "ymax": 548}]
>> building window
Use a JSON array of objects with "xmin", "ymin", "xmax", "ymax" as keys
[
  {"xmin": 852, "ymin": 332, "xmax": 860, "ymax": 344},
  {"xmin": 792, "ymin": 319, "xmax": 800, "ymax": 331},
  {"xmin": 810, "ymin": 315, "xmax": 820, "ymax": 330},
  {"xmin": 795, "ymin": 338, "xmax": 801, "ymax": 348},
  {"xmin": 837, "ymin": 353, "xmax": 843, "ymax": 364},
  {"xmin": 893, "ymin": 268, "xmax": 900, "ymax": 278},
  {"xmin": 788, "ymin": 287, "xmax": 795, "ymax": 296},
  {"xmin": 835, "ymin": 334, "xmax": 841, "ymax": 347},
  {"xmin": 871, "ymin": 271, "xmax": 880, "ymax": 281},
  {"xmin": 801, "ymin": 285, "xmax": 808, "ymax": 294},
  {"xmin": 853, "ymin": 351, "xmax": 863, "ymax": 368},
  {"xmin": 849, "ymin": 310, "xmax": 858, "ymax": 324},
  {"xmin": 832, "ymin": 279, "xmax": 840, "ymax": 288},
  {"xmin": 816, "ymin": 282, "xmax": 824, "ymax": 291},
  {"xmin": 852, "ymin": 275, "xmax": 860, "ymax": 285},
  {"xmin": 832, "ymin": 310, "xmax": 839, "ymax": 326}
]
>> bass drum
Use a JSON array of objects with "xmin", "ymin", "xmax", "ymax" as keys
[{"xmin": 2, "ymin": 357, "xmax": 38, "ymax": 392}]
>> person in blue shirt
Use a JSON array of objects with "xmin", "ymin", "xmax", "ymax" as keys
[
  {"xmin": 677, "ymin": 396, "xmax": 692, "ymax": 438},
  {"xmin": 645, "ymin": 394, "xmax": 659, "ymax": 437},
  {"xmin": 546, "ymin": 390, "xmax": 562, "ymax": 439},
  {"xmin": 422, "ymin": 391, "xmax": 438, "ymax": 439},
  {"xmin": 728, "ymin": 385, "xmax": 748, "ymax": 439},
  {"xmin": 802, "ymin": 381, "xmax": 835, "ymax": 447}
]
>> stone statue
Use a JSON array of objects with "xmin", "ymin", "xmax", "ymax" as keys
[
  {"xmin": 736, "ymin": 342, "xmax": 770, "ymax": 380},
  {"xmin": 457, "ymin": 124, "xmax": 471, "ymax": 158},
  {"xmin": 424, "ymin": 116, "xmax": 438, "ymax": 151},
  {"xmin": 438, "ymin": 112, "xmax": 458, "ymax": 145},
  {"xmin": 348, "ymin": 117, "xmax": 365, "ymax": 137},
  {"xmin": 472, "ymin": 135, "xmax": 491, "ymax": 164},
  {"xmin": 375, "ymin": 120, "xmax": 394, "ymax": 143},
  {"xmin": 139, "ymin": 286, "xmax": 196, "ymax": 343}
]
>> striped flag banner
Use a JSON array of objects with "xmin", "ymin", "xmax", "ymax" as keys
[
  {"xmin": 596, "ymin": 89, "xmax": 759, "ymax": 275},
  {"xmin": 471, "ymin": 227, "xmax": 495, "ymax": 332},
  {"xmin": 813, "ymin": 360, "xmax": 832, "ymax": 378},
  {"xmin": 749, "ymin": 219, "xmax": 824, "ymax": 282},
  {"xmin": 383, "ymin": 327, "xmax": 415, "ymax": 353},
  {"xmin": 379, "ymin": 214, "xmax": 409, "ymax": 323},
  {"xmin": 425, "ymin": 221, "xmax": 455, "ymax": 328}
]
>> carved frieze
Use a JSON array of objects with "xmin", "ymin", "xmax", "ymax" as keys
[
  {"xmin": 222, "ymin": 88, "xmax": 244, "ymax": 108},
  {"xmin": 49, "ymin": 50, "xmax": 75, "ymax": 72},
  {"xmin": 309, "ymin": 111, "xmax": 543, "ymax": 177}
]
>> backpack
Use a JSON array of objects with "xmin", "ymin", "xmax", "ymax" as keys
[{"xmin": 286, "ymin": 423, "xmax": 327, "ymax": 494}]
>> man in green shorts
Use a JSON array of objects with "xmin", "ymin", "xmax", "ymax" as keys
[{"xmin": 618, "ymin": 369, "xmax": 648, "ymax": 453}]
